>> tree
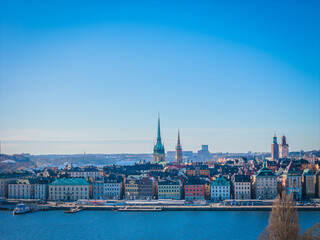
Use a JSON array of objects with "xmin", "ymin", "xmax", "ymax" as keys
[
  {"xmin": 259, "ymin": 192, "xmax": 300, "ymax": 240},
  {"xmin": 301, "ymin": 223, "xmax": 320, "ymax": 240}
]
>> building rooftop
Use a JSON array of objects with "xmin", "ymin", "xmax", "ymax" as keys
[
  {"xmin": 303, "ymin": 168, "xmax": 314, "ymax": 176},
  {"xmin": 234, "ymin": 175, "xmax": 251, "ymax": 182},
  {"xmin": 49, "ymin": 178, "xmax": 89, "ymax": 185},
  {"xmin": 283, "ymin": 161, "xmax": 302, "ymax": 176},
  {"xmin": 13, "ymin": 178, "xmax": 38, "ymax": 185},
  {"xmin": 255, "ymin": 162, "xmax": 276, "ymax": 177},
  {"xmin": 158, "ymin": 179, "xmax": 180, "ymax": 185},
  {"xmin": 211, "ymin": 175, "xmax": 230, "ymax": 187}
]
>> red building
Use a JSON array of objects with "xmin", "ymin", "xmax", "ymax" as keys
[
  {"xmin": 184, "ymin": 178, "xmax": 206, "ymax": 201},
  {"xmin": 138, "ymin": 177, "xmax": 156, "ymax": 200}
]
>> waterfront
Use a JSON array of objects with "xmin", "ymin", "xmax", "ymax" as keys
[{"xmin": 1, "ymin": 211, "xmax": 319, "ymax": 240}]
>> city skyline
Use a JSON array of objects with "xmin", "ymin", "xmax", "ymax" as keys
[
  {"xmin": 0, "ymin": 117, "xmax": 317, "ymax": 155},
  {"xmin": 1, "ymin": 1, "xmax": 319, "ymax": 154}
]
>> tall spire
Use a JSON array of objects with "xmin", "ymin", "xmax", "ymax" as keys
[
  {"xmin": 157, "ymin": 114, "xmax": 161, "ymax": 143},
  {"xmin": 175, "ymin": 129, "xmax": 182, "ymax": 163},
  {"xmin": 153, "ymin": 114, "xmax": 165, "ymax": 163}
]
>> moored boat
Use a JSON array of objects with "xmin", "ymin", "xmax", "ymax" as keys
[
  {"xmin": 13, "ymin": 204, "xmax": 31, "ymax": 215},
  {"xmin": 65, "ymin": 206, "xmax": 83, "ymax": 213}
]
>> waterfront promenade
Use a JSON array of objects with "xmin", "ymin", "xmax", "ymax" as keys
[{"xmin": 1, "ymin": 200, "xmax": 320, "ymax": 212}]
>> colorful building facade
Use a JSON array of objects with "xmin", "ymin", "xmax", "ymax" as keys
[
  {"xmin": 158, "ymin": 180, "xmax": 181, "ymax": 200},
  {"xmin": 211, "ymin": 175, "xmax": 230, "ymax": 201},
  {"xmin": 253, "ymin": 161, "xmax": 277, "ymax": 200},
  {"xmin": 184, "ymin": 178, "xmax": 206, "ymax": 201},
  {"xmin": 282, "ymin": 161, "xmax": 302, "ymax": 200}
]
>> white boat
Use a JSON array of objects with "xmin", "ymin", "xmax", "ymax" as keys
[{"xmin": 13, "ymin": 204, "xmax": 31, "ymax": 215}]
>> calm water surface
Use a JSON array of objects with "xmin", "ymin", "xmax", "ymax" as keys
[{"xmin": 1, "ymin": 210, "xmax": 319, "ymax": 240}]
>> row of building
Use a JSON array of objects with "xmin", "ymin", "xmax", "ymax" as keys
[{"xmin": 2, "ymin": 159, "xmax": 319, "ymax": 202}]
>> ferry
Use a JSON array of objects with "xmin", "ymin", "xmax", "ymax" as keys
[{"xmin": 13, "ymin": 204, "xmax": 31, "ymax": 215}]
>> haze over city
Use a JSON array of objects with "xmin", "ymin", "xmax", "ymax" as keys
[{"xmin": 0, "ymin": 1, "xmax": 319, "ymax": 154}]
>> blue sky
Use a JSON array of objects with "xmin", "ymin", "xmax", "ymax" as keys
[{"xmin": 0, "ymin": 0, "xmax": 319, "ymax": 154}]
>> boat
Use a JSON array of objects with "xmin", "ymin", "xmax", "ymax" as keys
[
  {"xmin": 13, "ymin": 204, "xmax": 31, "ymax": 215},
  {"xmin": 65, "ymin": 206, "xmax": 83, "ymax": 213}
]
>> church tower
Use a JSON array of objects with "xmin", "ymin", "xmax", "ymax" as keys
[
  {"xmin": 153, "ymin": 116, "xmax": 165, "ymax": 163},
  {"xmin": 175, "ymin": 130, "xmax": 183, "ymax": 164},
  {"xmin": 279, "ymin": 135, "xmax": 289, "ymax": 159},
  {"xmin": 271, "ymin": 133, "xmax": 279, "ymax": 161}
]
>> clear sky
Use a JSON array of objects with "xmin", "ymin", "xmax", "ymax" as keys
[{"xmin": 0, "ymin": 0, "xmax": 319, "ymax": 155}]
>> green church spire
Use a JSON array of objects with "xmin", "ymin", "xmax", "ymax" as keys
[{"xmin": 154, "ymin": 115, "xmax": 165, "ymax": 156}]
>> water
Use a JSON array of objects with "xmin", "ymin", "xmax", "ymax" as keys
[{"xmin": 0, "ymin": 210, "xmax": 319, "ymax": 240}]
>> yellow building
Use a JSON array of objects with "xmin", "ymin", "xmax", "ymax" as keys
[
  {"xmin": 48, "ymin": 178, "xmax": 89, "ymax": 201},
  {"xmin": 125, "ymin": 178, "xmax": 139, "ymax": 199},
  {"xmin": 158, "ymin": 180, "xmax": 181, "ymax": 200}
]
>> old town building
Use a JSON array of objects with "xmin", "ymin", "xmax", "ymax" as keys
[
  {"xmin": 302, "ymin": 168, "xmax": 315, "ymax": 199},
  {"xmin": 211, "ymin": 175, "xmax": 230, "ymax": 201},
  {"xmin": 125, "ymin": 178, "xmax": 139, "ymax": 200},
  {"xmin": 158, "ymin": 180, "xmax": 181, "ymax": 200},
  {"xmin": 92, "ymin": 179, "xmax": 104, "ymax": 199},
  {"xmin": 0, "ymin": 172, "xmax": 32, "ymax": 198},
  {"xmin": 8, "ymin": 178, "xmax": 38, "ymax": 199},
  {"xmin": 186, "ymin": 165, "xmax": 210, "ymax": 177},
  {"xmin": 185, "ymin": 178, "xmax": 206, "ymax": 201},
  {"xmin": 68, "ymin": 167, "xmax": 100, "ymax": 180},
  {"xmin": 104, "ymin": 175, "xmax": 123, "ymax": 200},
  {"xmin": 282, "ymin": 161, "xmax": 302, "ymax": 200},
  {"xmin": 252, "ymin": 161, "xmax": 277, "ymax": 200},
  {"xmin": 48, "ymin": 178, "xmax": 89, "ymax": 201},
  {"xmin": 233, "ymin": 175, "xmax": 251, "ymax": 200},
  {"xmin": 138, "ymin": 177, "xmax": 156, "ymax": 200},
  {"xmin": 34, "ymin": 179, "xmax": 50, "ymax": 200}
]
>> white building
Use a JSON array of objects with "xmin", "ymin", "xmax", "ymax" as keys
[
  {"xmin": 211, "ymin": 175, "xmax": 230, "ymax": 201},
  {"xmin": 104, "ymin": 175, "xmax": 122, "ymax": 200},
  {"xmin": 34, "ymin": 179, "xmax": 49, "ymax": 200},
  {"xmin": 68, "ymin": 167, "xmax": 100, "ymax": 180},
  {"xmin": 8, "ymin": 178, "xmax": 37, "ymax": 199},
  {"xmin": 0, "ymin": 172, "xmax": 32, "ymax": 198},
  {"xmin": 233, "ymin": 175, "xmax": 251, "ymax": 200},
  {"xmin": 253, "ymin": 162, "xmax": 278, "ymax": 200}
]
